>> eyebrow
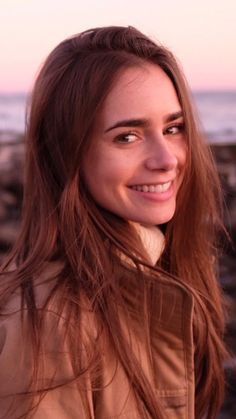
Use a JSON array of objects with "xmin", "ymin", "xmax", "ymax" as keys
[{"xmin": 104, "ymin": 111, "xmax": 183, "ymax": 133}]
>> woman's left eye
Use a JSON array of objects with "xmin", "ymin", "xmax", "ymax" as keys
[{"xmin": 165, "ymin": 123, "xmax": 185, "ymax": 135}]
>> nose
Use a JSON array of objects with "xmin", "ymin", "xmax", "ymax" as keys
[{"xmin": 144, "ymin": 136, "xmax": 178, "ymax": 172}]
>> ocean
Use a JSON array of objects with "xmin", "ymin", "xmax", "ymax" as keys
[{"xmin": 0, "ymin": 91, "xmax": 236, "ymax": 144}]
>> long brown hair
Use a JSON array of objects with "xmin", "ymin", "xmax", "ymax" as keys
[{"xmin": 0, "ymin": 26, "xmax": 228, "ymax": 418}]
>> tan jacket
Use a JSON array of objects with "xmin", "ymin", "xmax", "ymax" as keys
[
  {"xmin": 0, "ymin": 276, "xmax": 195, "ymax": 418},
  {"xmin": 0, "ymin": 228, "xmax": 195, "ymax": 419}
]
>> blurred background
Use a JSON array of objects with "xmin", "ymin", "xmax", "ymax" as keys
[{"xmin": 0, "ymin": 0, "xmax": 235, "ymax": 416}]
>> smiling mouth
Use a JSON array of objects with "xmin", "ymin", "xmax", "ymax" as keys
[{"xmin": 130, "ymin": 181, "xmax": 172, "ymax": 193}]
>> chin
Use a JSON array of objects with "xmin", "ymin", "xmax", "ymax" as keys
[
  {"xmin": 129, "ymin": 215, "xmax": 174, "ymax": 226},
  {"xmin": 130, "ymin": 207, "xmax": 176, "ymax": 226}
]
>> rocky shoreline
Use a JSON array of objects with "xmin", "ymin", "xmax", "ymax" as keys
[
  {"xmin": 0, "ymin": 133, "xmax": 235, "ymax": 417},
  {"xmin": 210, "ymin": 144, "xmax": 236, "ymax": 418}
]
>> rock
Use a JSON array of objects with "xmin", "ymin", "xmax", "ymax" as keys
[
  {"xmin": 211, "ymin": 144, "xmax": 236, "ymax": 419},
  {"xmin": 0, "ymin": 135, "xmax": 24, "ymax": 257}
]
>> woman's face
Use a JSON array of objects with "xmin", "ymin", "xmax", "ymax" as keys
[{"xmin": 82, "ymin": 63, "xmax": 187, "ymax": 225}]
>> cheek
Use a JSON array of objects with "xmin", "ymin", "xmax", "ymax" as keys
[
  {"xmin": 177, "ymin": 144, "xmax": 188, "ymax": 187},
  {"xmin": 95, "ymin": 146, "xmax": 133, "ymax": 180},
  {"xmin": 94, "ymin": 159, "xmax": 125, "ymax": 185},
  {"xmin": 175, "ymin": 141, "xmax": 187, "ymax": 168},
  {"xmin": 180, "ymin": 148, "xmax": 187, "ymax": 168},
  {"xmin": 83, "ymin": 149, "xmax": 129, "ymax": 196}
]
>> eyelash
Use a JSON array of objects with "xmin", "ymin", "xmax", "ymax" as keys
[
  {"xmin": 164, "ymin": 122, "xmax": 185, "ymax": 135},
  {"xmin": 114, "ymin": 132, "xmax": 138, "ymax": 144}
]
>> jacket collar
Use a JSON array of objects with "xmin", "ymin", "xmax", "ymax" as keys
[{"xmin": 130, "ymin": 223, "xmax": 165, "ymax": 265}]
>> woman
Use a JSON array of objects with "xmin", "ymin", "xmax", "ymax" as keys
[{"xmin": 0, "ymin": 26, "xmax": 229, "ymax": 418}]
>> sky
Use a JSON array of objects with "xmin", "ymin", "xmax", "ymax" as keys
[{"xmin": 1, "ymin": 0, "xmax": 236, "ymax": 92}]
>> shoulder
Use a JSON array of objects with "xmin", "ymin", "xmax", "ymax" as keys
[
  {"xmin": 1, "ymin": 261, "xmax": 99, "ymax": 341},
  {"xmin": 0, "ymin": 261, "xmax": 98, "ymax": 377},
  {"xmin": 0, "ymin": 263, "xmax": 99, "ymax": 417}
]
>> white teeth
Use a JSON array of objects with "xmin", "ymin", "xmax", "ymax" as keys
[
  {"xmin": 149, "ymin": 185, "xmax": 155, "ymax": 193},
  {"xmin": 131, "ymin": 181, "xmax": 171, "ymax": 193},
  {"xmin": 155, "ymin": 184, "xmax": 163, "ymax": 193},
  {"xmin": 162, "ymin": 182, "xmax": 171, "ymax": 192}
]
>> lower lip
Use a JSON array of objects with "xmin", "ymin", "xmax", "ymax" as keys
[{"xmin": 129, "ymin": 183, "xmax": 174, "ymax": 202}]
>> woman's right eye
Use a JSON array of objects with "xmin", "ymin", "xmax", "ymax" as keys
[{"xmin": 114, "ymin": 132, "xmax": 138, "ymax": 144}]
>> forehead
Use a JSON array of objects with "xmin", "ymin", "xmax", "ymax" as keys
[{"xmin": 98, "ymin": 63, "xmax": 181, "ymax": 126}]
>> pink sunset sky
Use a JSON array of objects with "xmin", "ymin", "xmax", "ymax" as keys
[{"xmin": 1, "ymin": 0, "xmax": 236, "ymax": 92}]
